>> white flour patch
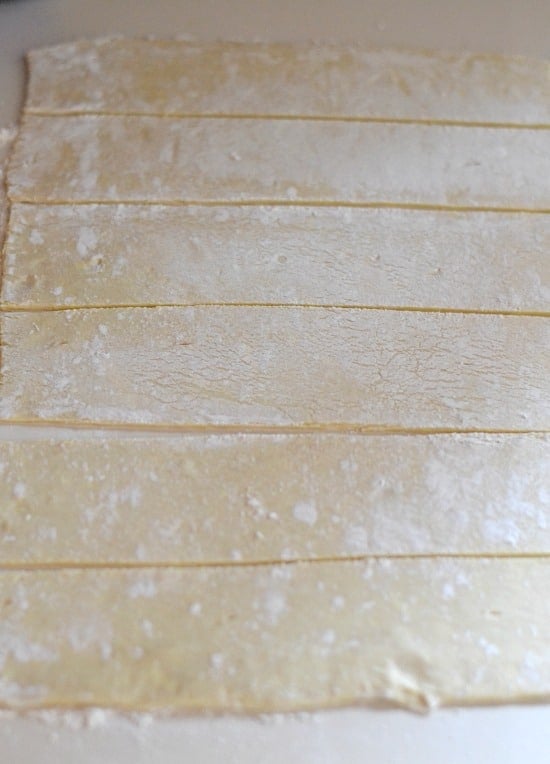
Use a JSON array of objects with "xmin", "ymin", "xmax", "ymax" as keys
[
  {"xmin": 263, "ymin": 591, "xmax": 287, "ymax": 625},
  {"xmin": 292, "ymin": 501, "xmax": 318, "ymax": 526},
  {"xmin": 12, "ymin": 482, "xmax": 26, "ymax": 500},
  {"xmin": 345, "ymin": 524, "xmax": 368, "ymax": 553},
  {"xmin": 128, "ymin": 576, "xmax": 157, "ymax": 599}
]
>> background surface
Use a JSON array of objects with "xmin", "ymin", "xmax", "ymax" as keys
[{"xmin": 0, "ymin": 1, "xmax": 549, "ymax": 762}]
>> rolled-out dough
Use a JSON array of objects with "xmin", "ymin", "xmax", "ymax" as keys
[
  {"xmin": 1, "ymin": 434, "xmax": 548, "ymax": 564},
  {"xmin": 25, "ymin": 40, "xmax": 550, "ymax": 125},
  {"xmin": 8, "ymin": 116, "xmax": 550, "ymax": 209},
  {"xmin": 1, "ymin": 307, "xmax": 548, "ymax": 429},
  {"xmin": 1, "ymin": 39, "xmax": 549, "ymax": 717},
  {"xmin": 3, "ymin": 204, "xmax": 549, "ymax": 312},
  {"xmin": 0, "ymin": 559, "xmax": 549, "ymax": 712}
]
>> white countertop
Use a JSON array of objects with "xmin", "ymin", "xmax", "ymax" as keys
[{"xmin": 0, "ymin": 1, "xmax": 549, "ymax": 762}]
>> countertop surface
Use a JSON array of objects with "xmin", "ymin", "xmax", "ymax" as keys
[{"xmin": 0, "ymin": 1, "xmax": 549, "ymax": 762}]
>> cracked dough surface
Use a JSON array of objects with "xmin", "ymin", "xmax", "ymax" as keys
[
  {"xmin": 0, "ymin": 39, "xmax": 549, "ymax": 714},
  {"xmin": 1, "ymin": 307, "xmax": 548, "ymax": 429}
]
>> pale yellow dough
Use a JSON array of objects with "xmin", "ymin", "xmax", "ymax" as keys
[
  {"xmin": 3, "ymin": 204, "xmax": 549, "ymax": 311},
  {"xmin": 9, "ymin": 116, "xmax": 550, "ymax": 208},
  {"xmin": 1, "ymin": 559, "xmax": 549, "ymax": 712},
  {"xmin": 1, "ymin": 39, "xmax": 549, "ymax": 715},
  {"xmin": 1, "ymin": 307, "xmax": 548, "ymax": 428},
  {"xmin": 1, "ymin": 434, "xmax": 548, "ymax": 564},
  {"xmin": 25, "ymin": 40, "xmax": 550, "ymax": 124}
]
